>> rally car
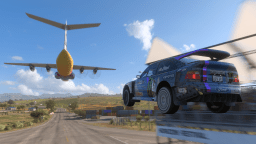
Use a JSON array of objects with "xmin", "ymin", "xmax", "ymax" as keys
[{"xmin": 123, "ymin": 49, "xmax": 242, "ymax": 114}]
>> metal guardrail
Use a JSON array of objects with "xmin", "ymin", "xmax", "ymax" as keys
[{"xmin": 155, "ymin": 111, "xmax": 256, "ymax": 132}]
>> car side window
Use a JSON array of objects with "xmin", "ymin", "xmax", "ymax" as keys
[
  {"xmin": 157, "ymin": 59, "xmax": 177, "ymax": 74},
  {"xmin": 140, "ymin": 62, "xmax": 159, "ymax": 78}
]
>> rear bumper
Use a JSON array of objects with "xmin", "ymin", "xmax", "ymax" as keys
[{"xmin": 175, "ymin": 83, "xmax": 242, "ymax": 102}]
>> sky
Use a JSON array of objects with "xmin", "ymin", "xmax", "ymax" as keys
[{"xmin": 0, "ymin": 0, "xmax": 246, "ymax": 96}]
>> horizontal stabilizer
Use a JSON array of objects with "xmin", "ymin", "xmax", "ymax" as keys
[
  {"xmin": 26, "ymin": 13, "xmax": 101, "ymax": 30},
  {"xmin": 67, "ymin": 23, "xmax": 101, "ymax": 30}
]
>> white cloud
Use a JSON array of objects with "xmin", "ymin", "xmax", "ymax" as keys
[
  {"xmin": 17, "ymin": 85, "xmax": 39, "ymax": 96},
  {"xmin": 190, "ymin": 44, "xmax": 195, "ymax": 49},
  {"xmin": 12, "ymin": 56, "xmax": 23, "ymax": 61},
  {"xmin": 124, "ymin": 19, "xmax": 154, "ymax": 51},
  {"xmin": 129, "ymin": 62, "xmax": 134, "ymax": 64},
  {"xmin": 2, "ymin": 65, "xmax": 7, "ymax": 68},
  {"xmin": 0, "ymin": 81, "xmax": 16, "ymax": 85},
  {"xmin": 181, "ymin": 44, "xmax": 196, "ymax": 52},
  {"xmin": 132, "ymin": 78, "xmax": 137, "ymax": 81},
  {"xmin": 12, "ymin": 69, "xmax": 115, "ymax": 96}
]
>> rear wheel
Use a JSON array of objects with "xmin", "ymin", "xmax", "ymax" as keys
[
  {"xmin": 157, "ymin": 87, "xmax": 179, "ymax": 114},
  {"xmin": 206, "ymin": 102, "xmax": 230, "ymax": 113},
  {"xmin": 123, "ymin": 87, "xmax": 135, "ymax": 107}
]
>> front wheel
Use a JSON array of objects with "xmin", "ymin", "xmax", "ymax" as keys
[
  {"xmin": 206, "ymin": 102, "xmax": 230, "ymax": 113},
  {"xmin": 123, "ymin": 87, "xmax": 135, "ymax": 107},
  {"xmin": 157, "ymin": 87, "xmax": 179, "ymax": 114}
]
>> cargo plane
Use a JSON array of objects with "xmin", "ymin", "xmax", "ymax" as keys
[{"xmin": 5, "ymin": 13, "xmax": 115, "ymax": 81}]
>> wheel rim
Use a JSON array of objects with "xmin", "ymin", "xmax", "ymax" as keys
[{"xmin": 158, "ymin": 88, "xmax": 171, "ymax": 112}]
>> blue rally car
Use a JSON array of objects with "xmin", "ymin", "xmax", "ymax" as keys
[{"xmin": 123, "ymin": 49, "xmax": 242, "ymax": 114}]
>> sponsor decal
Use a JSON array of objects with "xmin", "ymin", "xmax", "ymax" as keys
[
  {"xmin": 136, "ymin": 92, "xmax": 143, "ymax": 96},
  {"xmin": 216, "ymin": 87, "xmax": 230, "ymax": 92},
  {"xmin": 163, "ymin": 74, "xmax": 174, "ymax": 79}
]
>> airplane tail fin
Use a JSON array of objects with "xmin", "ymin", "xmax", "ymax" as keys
[{"xmin": 26, "ymin": 13, "xmax": 101, "ymax": 30}]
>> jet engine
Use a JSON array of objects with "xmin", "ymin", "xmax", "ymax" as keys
[
  {"xmin": 46, "ymin": 65, "xmax": 51, "ymax": 72},
  {"xmin": 29, "ymin": 64, "xmax": 35, "ymax": 72},
  {"xmin": 80, "ymin": 67, "xmax": 84, "ymax": 74},
  {"xmin": 93, "ymin": 68, "xmax": 98, "ymax": 74}
]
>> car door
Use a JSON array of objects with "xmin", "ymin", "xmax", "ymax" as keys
[
  {"xmin": 145, "ymin": 63, "xmax": 159, "ymax": 97},
  {"xmin": 156, "ymin": 58, "xmax": 178, "ymax": 87},
  {"xmin": 135, "ymin": 62, "xmax": 159, "ymax": 97},
  {"xmin": 135, "ymin": 67, "xmax": 150, "ymax": 97}
]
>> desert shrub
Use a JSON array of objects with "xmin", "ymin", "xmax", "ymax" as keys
[
  {"xmin": 44, "ymin": 117, "xmax": 48, "ymax": 121},
  {"xmin": 0, "ymin": 124, "xmax": 5, "ymax": 131},
  {"xmin": 13, "ymin": 121, "xmax": 23, "ymax": 128},
  {"xmin": 136, "ymin": 115, "xmax": 142, "ymax": 122},
  {"xmin": 127, "ymin": 118, "xmax": 131, "ymax": 122},
  {"xmin": 144, "ymin": 116, "xmax": 149, "ymax": 122},
  {"xmin": 33, "ymin": 118, "xmax": 39, "ymax": 123},
  {"xmin": 30, "ymin": 109, "xmax": 47, "ymax": 119},
  {"xmin": 109, "ymin": 119, "xmax": 114, "ymax": 124},
  {"xmin": 26, "ymin": 122, "xmax": 33, "ymax": 126},
  {"xmin": 5, "ymin": 126, "xmax": 12, "ymax": 131}
]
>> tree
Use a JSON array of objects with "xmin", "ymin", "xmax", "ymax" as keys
[
  {"xmin": 35, "ymin": 106, "xmax": 38, "ymax": 110},
  {"xmin": 26, "ymin": 104, "xmax": 29, "ymax": 107},
  {"xmin": 17, "ymin": 106, "xmax": 21, "ymax": 112},
  {"xmin": 7, "ymin": 100, "xmax": 14, "ymax": 105},
  {"xmin": 68, "ymin": 101, "xmax": 78, "ymax": 111},
  {"xmin": 30, "ymin": 109, "xmax": 47, "ymax": 122},
  {"xmin": 46, "ymin": 100, "xmax": 55, "ymax": 112},
  {"xmin": 29, "ymin": 102, "xmax": 34, "ymax": 106},
  {"xmin": 20, "ymin": 105, "xmax": 25, "ymax": 111}
]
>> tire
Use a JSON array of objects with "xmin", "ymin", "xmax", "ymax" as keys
[
  {"xmin": 123, "ymin": 87, "xmax": 135, "ymax": 107},
  {"xmin": 206, "ymin": 102, "xmax": 230, "ymax": 113},
  {"xmin": 157, "ymin": 87, "xmax": 179, "ymax": 114}
]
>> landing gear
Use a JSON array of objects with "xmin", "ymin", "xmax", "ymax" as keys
[
  {"xmin": 206, "ymin": 102, "xmax": 230, "ymax": 113},
  {"xmin": 157, "ymin": 87, "xmax": 179, "ymax": 114}
]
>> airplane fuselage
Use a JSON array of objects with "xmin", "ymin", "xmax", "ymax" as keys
[{"xmin": 56, "ymin": 49, "xmax": 73, "ymax": 76}]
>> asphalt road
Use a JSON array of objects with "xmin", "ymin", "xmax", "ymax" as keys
[{"xmin": 0, "ymin": 108, "xmax": 201, "ymax": 144}]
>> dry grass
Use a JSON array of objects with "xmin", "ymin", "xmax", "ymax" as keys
[{"xmin": 0, "ymin": 109, "xmax": 52, "ymax": 133}]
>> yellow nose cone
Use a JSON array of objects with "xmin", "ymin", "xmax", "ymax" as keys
[{"xmin": 56, "ymin": 49, "xmax": 73, "ymax": 77}]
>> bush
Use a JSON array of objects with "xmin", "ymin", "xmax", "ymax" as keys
[
  {"xmin": 25, "ymin": 122, "xmax": 33, "ymax": 126},
  {"xmin": 13, "ymin": 121, "xmax": 24, "ymax": 128},
  {"xmin": 136, "ymin": 115, "xmax": 142, "ymax": 122},
  {"xmin": 109, "ymin": 119, "xmax": 114, "ymax": 124},
  {"xmin": 0, "ymin": 124, "xmax": 5, "ymax": 131},
  {"xmin": 5, "ymin": 126, "xmax": 12, "ymax": 131},
  {"xmin": 33, "ymin": 118, "xmax": 39, "ymax": 123},
  {"xmin": 144, "ymin": 116, "xmax": 149, "ymax": 122}
]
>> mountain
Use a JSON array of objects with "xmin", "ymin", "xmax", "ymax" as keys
[{"xmin": 0, "ymin": 93, "xmax": 121, "ymax": 102}]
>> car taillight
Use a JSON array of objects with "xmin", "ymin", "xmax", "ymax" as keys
[
  {"xmin": 185, "ymin": 71, "xmax": 200, "ymax": 80},
  {"xmin": 233, "ymin": 75, "xmax": 239, "ymax": 82}
]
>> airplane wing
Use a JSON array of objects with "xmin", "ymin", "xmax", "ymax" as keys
[
  {"xmin": 73, "ymin": 65, "xmax": 116, "ymax": 70},
  {"xmin": 4, "ymin": 63, "xmax": 57, "ymax": 68},
  {"xmin": 4, "ymin": 63, "xmax": 116, "ymax": 70}
]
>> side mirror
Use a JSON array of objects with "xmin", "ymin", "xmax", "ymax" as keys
[
  {"xmin": 139, "ymin": 71, "xmax": 142, "ymax": 73},
  {"xmin": 136, "ymin": 75, "xmax": 141, "ymax": 79}
]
